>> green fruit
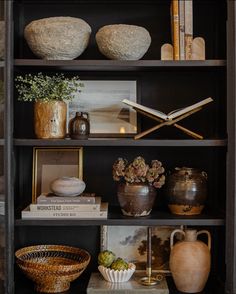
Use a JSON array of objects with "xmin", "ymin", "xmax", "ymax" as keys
[
  {"xmin": 98, "ymin": 250, "xmax": 116, "ymax": 267},
  {"xmin": 110, "ymin": 257, "xmax": 129, "ymax": 271}
]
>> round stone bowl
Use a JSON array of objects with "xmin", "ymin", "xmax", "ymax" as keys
[
  {"xmin": 24, "ymin": 16, "xmax": 92, "ymax": 60},
  {"xmin": 50, "ymin": 177, "xmax": 86, "ymax": 197},
  {"xmin": 95, "ymin": 24, "xmax": 151, "ymax": 60}
]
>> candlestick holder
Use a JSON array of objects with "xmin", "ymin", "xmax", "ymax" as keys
[{"xmin": 139, "ymin": 227, "xmax": 163, "ymax": 286}]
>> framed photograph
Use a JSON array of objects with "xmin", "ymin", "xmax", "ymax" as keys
[
  {"xmin": 32, "ymin": 147, "xmax": 83, "ymax": 203},
  {"xmin": 67, "ymin": 80, "xmax": 137, "ymax": 136},
  {"xmin": 100, "ymin": 225, "xmax": 173, "ymax": 273}
]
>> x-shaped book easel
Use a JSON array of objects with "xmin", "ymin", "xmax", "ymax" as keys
[{"xmin": 134, "ymin": 106, "xmax": 204, "ymax": 140}]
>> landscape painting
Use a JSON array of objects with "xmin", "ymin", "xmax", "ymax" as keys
[
  {"xmin": 101, "ymin": 226, "xmax": 175, "ymax": 272},
  {"xmin": 68, "ymin": 80, "xmax": 137, "ymax": 135}
]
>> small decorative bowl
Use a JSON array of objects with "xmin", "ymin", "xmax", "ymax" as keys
[
  {"xmin": 50, "ymin": 177, "xmax": 86, "ymax": 197},
  {"xmin": 15, "ymin": 245, "xmax": 91, "ymax": 293},
  {"xmin": 98, "ymin": 263, "xmax": 136, "ymax": 283}
]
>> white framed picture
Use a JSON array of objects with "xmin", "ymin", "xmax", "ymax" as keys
[{"xmin": 68, "ymin": 80, "xmax": 137, "ymax": 136}]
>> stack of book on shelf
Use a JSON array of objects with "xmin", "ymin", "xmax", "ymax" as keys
[
  {"xmin": 171, "ymin": 0, "xmax": 193, "ymax": 60},
  {"xmin": 21, "ymin": 193, "xmax": 108, "ymax": 219}
]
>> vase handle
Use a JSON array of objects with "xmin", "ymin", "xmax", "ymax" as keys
[
  {"xmin": 197, "ymin": 230, "xmax": 211, "ymax": 251},
  {"xmin": 170, "ymin": 229, "xmax": 185, "ymax": 250}
]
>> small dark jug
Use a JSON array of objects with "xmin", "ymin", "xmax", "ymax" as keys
[
  {"xmin": 166, "ymin": 167, "xmax": 207, "ymax": 215},
  {"xmin": 69, "ymin": 112, "xmax": 90, "ymax": 139}
]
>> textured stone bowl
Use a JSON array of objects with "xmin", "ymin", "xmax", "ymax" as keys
[
  {"xmin": 24, "ymin": 16, "xmax": 91, "ymax": 60},
  {"xmin": 95, "ymin": 24, "xmax": 151, "ymax": 60},
  {"xmin": 98, "ymin": 263, "xmax": 136, "ymax": 283},
  {"xmin": 50, "ymin": 177, "xmax": 86, "ymax": 197}
]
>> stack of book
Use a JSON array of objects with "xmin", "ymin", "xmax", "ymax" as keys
[
  {"xmin": 171, "ymin": 0, "xmax": 193, "ymax": 60},
  {"xmin": 21, "ymin": 193, "xmax": 108, "ymax": 219}
]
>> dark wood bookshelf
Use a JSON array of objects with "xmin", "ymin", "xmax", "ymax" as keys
[
  {"xmin": 3, "ymin": 0, "xmax": 236, "ymax": 293},
  {"xmin": 15, "ymin": 210, "xmax": 225, "ymax": 226},
  {"xmin": 13, "ymin": 138, "xmax": 227, "ymax": 147},
  {"xmin": 14, "ymin": 59, "xmax": 226, "ymax": 71},
  {"xmin": 15, "ymin": 273, "xmax": 224, "ymax": 294}
]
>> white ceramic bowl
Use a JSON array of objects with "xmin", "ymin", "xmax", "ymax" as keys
[{"xmin": 98, "ymin": 263, "xmax": 136, "ymax": 283}]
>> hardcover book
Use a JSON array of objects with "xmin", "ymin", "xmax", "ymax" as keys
[
  {"xmin": 122, "ymin": 97, "xmax": 213, "ymax": 121},
  {"xmin": 179, "ymin": 0, "xmax": 185, "ymax": 60},
  {"xmin": 30, "ymin": 197, "xmax": 101, "ymax": 212},
  {"xmin": 21, "ymin": 202, "xmax": 108, "ymax": 219},
  {"xmin": 37, "ymin": 192, "xmax": 96, "ymax": 204},
  {"xmin": 172, "ymin": 0, "xmax": 180, "ymax": 60},
  {"xmin": 185, "ymin": 0, "xmax": 193, "ymax": 59}
]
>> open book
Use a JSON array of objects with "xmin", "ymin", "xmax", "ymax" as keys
[{"xmin": 122, "ymin": 97, "xmax": 213, "ymax": 121}]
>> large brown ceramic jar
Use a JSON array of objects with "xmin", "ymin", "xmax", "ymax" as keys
[
  {"xmin": 170, "ymin": 229, "xmax": 211, "ymax": 293},
  {"xmin": 117, "ymin": 183, "xmax": 157, "ymax": 217},
  {"xmin": 166, "ymin": 167, "xmax": 207, "ymax": 215},
  {"xmin": 34, "ymin": 101, "xmax": 67, "ymax": 139}
]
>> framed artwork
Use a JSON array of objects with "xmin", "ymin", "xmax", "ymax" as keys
[
  {"xmin": 32, "ymin": 147, "xmax": 83, "ymax": 203},
  {"xmin": 100, "ymin": 225, "xmax": 174, "ymax": 273},
  {"xmin": 67, "ymin": 80, "xmax": 137, "ymax": 136}
]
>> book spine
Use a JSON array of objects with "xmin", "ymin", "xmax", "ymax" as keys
[
  {"xmin": 179, "ymin": 0, "xmax": 185, "ymax": 60},
  {"xmin": 172, "ymin": 0, "xmax": 180, "ymax": 60},
  {"xmin": 184, "ymin": 0, "xmax": 193, "ymax": 60},
  {"xmin": 22, "ymin": 203, "xmax": 108, "ymax": 219},
  {"xmin": 37, "ymin": 197, "xmax": 96, "ymax": 204},
  {"xmin": 21, "ymin": 210, "xmax": 107, "ymax": 219},
  {"xmin": 30, "ymin": 203, "xmax": 100, "ymax": 212}
]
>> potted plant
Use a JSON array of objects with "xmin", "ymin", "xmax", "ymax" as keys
[
  {"xmin": 112, "ymin": 156, "xmax": 165, "ymax": 217},
  {"xmin": 15, "ymin": 72, "xmax": 83, "ymax": 139}
]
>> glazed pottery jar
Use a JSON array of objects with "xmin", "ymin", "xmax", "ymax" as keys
[
  {"xmin": 117, "ymin": 183, "xmax": 157, "ymax": 217},
  {"xmin": 69, "ymin": 112, "xmax": 90, "ymax": 139},
  {"xmin": 166, "ymin": 167, "xmax": 207, "ymax": 215},
  {"xmin": 170, "ymin": 229, "xmax": 211, "ymax": 293},
  {"xmin": 34, "ymin": 101, "xmax": 67, "ymax": 139}
]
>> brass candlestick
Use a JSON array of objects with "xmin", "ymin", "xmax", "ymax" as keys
[{"xmin": 140, "ymin": 227, "xmax": 162, "ymax": 286}]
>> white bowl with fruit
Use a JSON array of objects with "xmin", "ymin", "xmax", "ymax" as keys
[{"xmin": 98, "ymin": 250, "xmax": 136, "ymax": 283}]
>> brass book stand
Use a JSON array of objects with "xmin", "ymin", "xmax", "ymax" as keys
[{"xmin": 134, "ymin": 106, "xmax": 204, "ymax": 140}]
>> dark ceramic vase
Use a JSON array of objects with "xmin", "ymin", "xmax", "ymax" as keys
[
  {"xmin": 69, "ymin": 111, "xmax": 90, "ymax": 139},
  {"xmin": 117, "ymin": 183, "xmax": 157, "ymax": 217},
  {"xmin": 166, "ymin": 167, "xmax": 208, "ymax": 215}
]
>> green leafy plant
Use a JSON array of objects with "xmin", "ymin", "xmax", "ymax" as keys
[
  {"xmin": 15, "ymin": 72, "xmax": 84, "ymax": 102},
  {"xmin": 112, "ymin": 156, "xmax": 165, "ymax": 188}
]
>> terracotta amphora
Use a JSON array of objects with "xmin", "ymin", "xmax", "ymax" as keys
[{"xmin": 169, "ymin": 229, "xmax": 211, "ymax": 293}]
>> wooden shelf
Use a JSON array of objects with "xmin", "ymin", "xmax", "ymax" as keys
[
  {"xmin": 15, "ymin": 208, "xmax": 225, "ymax": 226},
  {"xmin": 13, "ymin": 138, "xmax": 227, "ymax": 147},
  {"xmin": 14, "ymin": 59, "xmax": 226, "ymax": 71},
  {"xmin": 15, "ymin": 273, "xmax": 224, "ymax": 294}
]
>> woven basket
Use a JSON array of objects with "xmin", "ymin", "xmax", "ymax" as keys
[{"xmin": 15, "ymin": 245, "xmax": 91, "ymax": 293}]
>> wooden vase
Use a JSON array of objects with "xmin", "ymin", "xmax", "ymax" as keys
[
  {"xmin": 170, "ymin": 229, "xmax": 211, "ymax": 293},
  {"xmin": 117, "ymin": 183, "xmax": 157, "ymax": 217},
  {"xmin": 34, "ymin": 101, "xmax": 67, "ymax": 139}
]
